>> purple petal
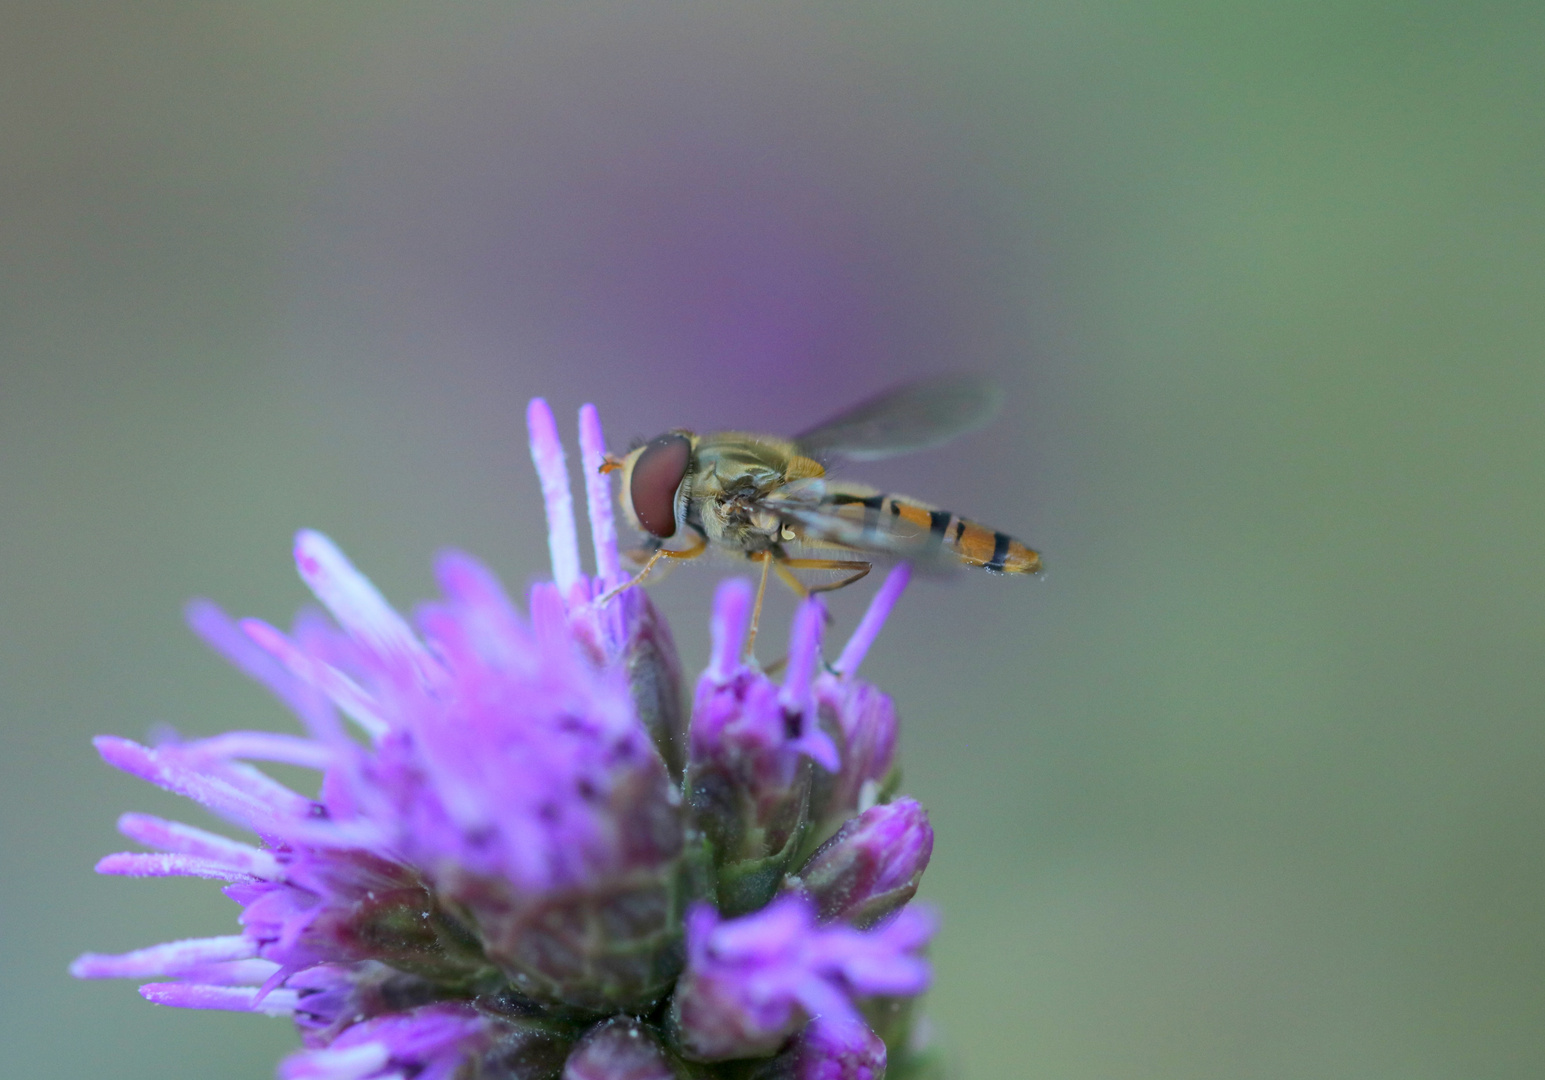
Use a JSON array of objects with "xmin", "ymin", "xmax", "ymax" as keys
[
  {"xmin": 140, "ymin": 982, "xmax": 300, "ymax": 1015},
  {"xmin": 577, "ymin": 403, "xmax": 621, "ymax": 584},
  {"xmin": 708, "ymin": 578, "xmax": 754, "ymax": 680},
  {"xmin": 674, "ymin": 895, "xmax": 933, "ymax": 1063},
  {"xmin": 241, "ymin": 619, "xmax": 389, "ymax": 739},
  {"xmin": 71, "ymin": 935, "xmax": 257, "ymax": 979},
  {"xmin": 527, "ymin": 397, "xmax": 582, "ymax": 597},
  {"xmin": 279, "ymin": 1043, "xmax": 390, "ymax": 1080},
  {"xmin": 186, "ymin": 599, "xmax": 335, "ymax": 737},
  {"xmin": 93, "ymin": 736, "xmax": 310, "ymax": 836},
  {"xmin": 117, "ymin": 813, "xmax": 283, "ymax": 878},
  {"xmin": 95, "ymin": 852, "xmax": 261, "ymax": 882},
  {"xmin": 431, "ymin": 550, "xmax": 529, "ymax": 650},
  {"xmin": 834, "ymin": 564, "xmax": 910, "ymax": 677},
  {"xmin": 184, "ymin": 731, "xmax": 334, "ymax": 770},
  {"xmin": 293, "ymin": 530, "xmax": 435, "ymax": 678},
  {"xmin": 790, "ymin": 1020, "xmax": 888, "ymax": 1080},
  {"xmin": 779, "ymin": 596, "xmax": 826, "ymax": 718}
]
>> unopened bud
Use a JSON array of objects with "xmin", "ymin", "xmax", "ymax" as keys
[
  {"xmin": 736, "ymin": 1021, "xmax": 888, "ymax": 1080},
  {"xmin": 791, "ymin": 798, "xmax": 932, "ymax": 928},
  {"xmin": 563, "ymin": 1016, "xmax": 681, "ymax": 1080}
]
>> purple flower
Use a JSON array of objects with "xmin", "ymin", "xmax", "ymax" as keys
[
  {"xmin": 671, "ymin": 895, "xmax": 935, "ymax": 1063},
  {"xmin": 74, "ymin": 398, "xmax": 938, "ymax": 1079}
]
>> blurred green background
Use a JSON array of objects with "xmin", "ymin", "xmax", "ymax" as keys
[{"xmin": 3, "ymin": 3, "xmax": 1542, "ymax": 1077}]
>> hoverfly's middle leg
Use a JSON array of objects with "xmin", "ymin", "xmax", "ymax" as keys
[
  {"xmin": 745, "ymin": 551, "xmax": 775, "ymax": 661},
  {"xmin": 600, "ymin": 530, "xmax": 707, "ymax": 605},
  {"xmin": 748, "ymin": 554, "xmax": 872, "ymax": 664}
]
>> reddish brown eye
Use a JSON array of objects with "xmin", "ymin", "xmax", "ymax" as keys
[{"xmin": 630, "ymin": 434, "xmax": 690, "ymax": 538}]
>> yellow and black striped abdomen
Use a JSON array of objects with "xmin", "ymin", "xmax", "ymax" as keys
[{"xmin": 822, "ymin": 491, "xmax": 1041, "ymax": 575}]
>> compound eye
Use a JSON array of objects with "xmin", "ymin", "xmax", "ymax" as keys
[{"xmin": 630, "ymin": 434, "xmax": 690, "ymax": 538}]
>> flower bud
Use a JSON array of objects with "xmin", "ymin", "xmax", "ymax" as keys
[
  {"xmin": 563, "ymin": 1017, "xmax": 681, "ymax": 1080},
  {"xmin": 791, "ymin": 798, "xmax": 932, "ymax": 929},
  {"xmin": 737, "ymin": 1022, "xmax": 888, "ymax": 1080}
]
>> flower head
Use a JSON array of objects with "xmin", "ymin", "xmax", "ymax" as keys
[{"xmin": 74, "ymin": 399, "xmax": 937, "ymax": 1078}]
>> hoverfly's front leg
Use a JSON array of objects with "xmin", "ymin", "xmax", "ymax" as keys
[{"xmin": 600, "ymin": 530, "xmax": 707, "ymax": 605}]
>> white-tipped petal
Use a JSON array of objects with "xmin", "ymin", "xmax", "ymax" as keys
[
  {"xmin": 578, "ymin": 403, "xmax": 622, "ymax": 583},
  {"xmin": 527, "ymin": 398, "xmax": 582, "ymax": 596},
  {"xmin": 140, "ymin": 982, "xmax": 300, "ymax": 1016},
  {"xmin": 242, "ymin": 619, "xmax": 390, "ymax": 739},
  {"xmin": 185, "ymin": 731, "xmax": 334, "ymax": 770},
  {"xmin": 293, "ymin": 530, "xmax": 432, "ymax": 677},
  {"xmin": 281, "ymin": 1043, "xmax": 392, "ymax": 1080},
  {"xmin": 71, "ymin": 935, "xmax": 256, "ymax": 979},
  {"xmin": 95, "ymin": 852, "xmax": 261, "ymax": 882},
  {"xmin": 116, "ymin": 813, "xmax": 283, "ymax": 879}
]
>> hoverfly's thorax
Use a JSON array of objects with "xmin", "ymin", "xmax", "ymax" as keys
[
  {"xmin": 683, "ymin": 434, "xmax": 813, "ymax": 548},
  {"xmin": 692, "ymin": 434, "xmax": 800, "ymax": 494}
]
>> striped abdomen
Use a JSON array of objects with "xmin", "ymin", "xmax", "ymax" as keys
[{"xmin": 823, "ymin": 490, "xmax": 1041, "ymax": 574}]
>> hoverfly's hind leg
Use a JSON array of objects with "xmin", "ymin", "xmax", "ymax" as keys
[
  {"xmin": 771, "ymin": 559, "xmax": 812, "ymax": 601},
  {"xmin": 777, "ymin": 558, "xmax": 873, "ymax": 596},
  {"xmin": 600, "ymin": 531, "xmax": 707, "ymax": 605}
]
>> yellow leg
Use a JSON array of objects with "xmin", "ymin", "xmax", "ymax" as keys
[
  {"xmin": 599, "ymin": 532, "xmax": 706, "ymax": 604},
  {"xmin": 772, "ymin": 559, "xmax": 811, "ymax": 600},
  {"xmin": 745, "ymin": 552, "xmax": 774, "ymax": 660},
  {"xmin": 776, "ymin": 558, "xmax": 873, "ymax": 595},
  {"xmin": 599, "ymin": 547, "xmax": 667, "ymax": 604}
]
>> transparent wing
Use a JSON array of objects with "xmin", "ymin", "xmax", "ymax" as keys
[{"xmin": 792, "ymin": 373, "xmax": 1003, "ymax": 463}]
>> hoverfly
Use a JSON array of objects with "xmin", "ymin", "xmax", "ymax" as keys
[{"xmin": 600, "ymin": 374, "xmax": 1040, "ymax": 642}]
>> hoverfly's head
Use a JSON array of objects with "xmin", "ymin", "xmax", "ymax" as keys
[{"xmin": 618, "ymin": 432, "xmax": 692, "ymax": 539}]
